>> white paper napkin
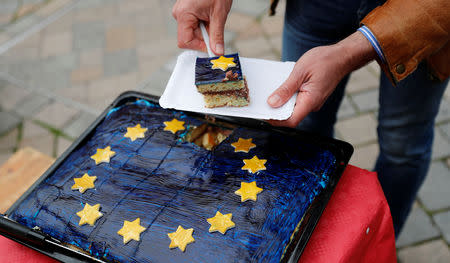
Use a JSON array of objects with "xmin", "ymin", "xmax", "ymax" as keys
[{"xmin": 159, "ymin": 51, "xmax": 296, "ymax": 120}]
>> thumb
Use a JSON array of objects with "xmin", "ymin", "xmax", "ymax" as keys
[
  {"xmin": 267, "ymin": 71, "xmax": 305, "ymax": 108},
  {"xmin": 208, "ymin": 13, "xmax": 226, "ymax": 55}
]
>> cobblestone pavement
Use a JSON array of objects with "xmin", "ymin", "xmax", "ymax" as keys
[{"xmin": 0, "ymin": 0, "xmax": 449, "ymax": 261}]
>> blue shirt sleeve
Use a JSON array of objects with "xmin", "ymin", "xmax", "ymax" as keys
[{"xmin": 358, "ymin": 25, "xmax": 386, "ymax": 64}]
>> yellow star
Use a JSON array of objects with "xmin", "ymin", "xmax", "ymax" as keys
[
  {"xmin": 207, "ymin": 211, "xmax": 235, "ymax": 234},
  {"xmin": 167, "ymin": 225, "xmax": 195, "ymax": 252},
  {"xmin": 242, "ymin": 155, "xmax": 267, "ymax": 173},
  {"xmin": 71, "ymin": 173, "xmax": 96, "ymax": 193},
  {"xmin": 117, "ymin": 218, "xmax": 147, "ymax": 244},
  {"xmin": 231, "ymin": 138, "xmax": 256, "ymax": 153},
  {"xmin": 210, "ymin": 56, "xmax": 236, "ymax": 71},
  {"xmin": 76, "ymin": 203, "xmax": 103, "ymax": 226},
  {"xmin": 234, "ymin": 181, "xmax": 263, "ymax": 202},
  {"xmin": 90, "ymin": 146, "xmax": 116, "ymax": 165},
  {"xmin": 124, "ymin": 124, "xmax": 148, "ymax": 141},
  {"xmin": 163, "ymin": 118, "xmax": 185, "ymax": 134}
]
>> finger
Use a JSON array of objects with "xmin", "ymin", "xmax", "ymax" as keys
[
  {"xmin": 177, "ymin": 14, "xmax": 205, "ymax": 51},
  {"xmin": 267, "ymin": 67, "xmax": 305, "ymax": 108},
  {"xmin": 208, "ymin": 12, "xmax": 227, "ymax": 55},
  {"xmin": 267, "ymin": 87, "xmax": 316, "ymax": 128}
]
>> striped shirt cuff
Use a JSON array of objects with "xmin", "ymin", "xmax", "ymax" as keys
[{"xmin": 358, "ymin": 25, "xmax": 386, "ymax": 64}]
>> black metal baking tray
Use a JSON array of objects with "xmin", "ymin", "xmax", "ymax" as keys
[{"xmin": 1, "ymin": 91, "xmax": 353, "ymax": 263}]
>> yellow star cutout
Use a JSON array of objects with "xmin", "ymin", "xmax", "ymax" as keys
[
  {"xmin": 76, "ymin": 203, "xmax": 103, "ymax": 226},
  {"xmin": 117, "ymin": 218, "xmax": 147, "ymax": 244},
  {"xmin": 207, "ymin": 211, "xmax": 235, "ymax": 234},
  {"xmin": 242, "ymin": 155, "xmax": 267, "ymax": 173},
  {"xmin": 210, "ymin": 56, "xmax": 236, "ymax": 71},
  {"xmin": 91, "ymin": 146, "xmax": 116, "ymax": 165},
  {"xmin": 234, "ymin": 181, "xmax": 263, "ymax": 202},
  {"xmin": 71, "ymin": 173, "xmax": 97, "ymax": 193},
  {"xmin": 163, "ymin": 118, "xmax": 185, "ymax": 134},
  {"xmin": 231, "ymin": 138, "xmax": 256, "ymax": 153},
  {"xmin": 124, "ymin": 124, "xmax": 147, "ymax": 141},
  {"xmin": 167, "ymin": 225, "xmax": 195, "ymax": 252}
]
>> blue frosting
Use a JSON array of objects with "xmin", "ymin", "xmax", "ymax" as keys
[
  {"xmin": 8, "ymin": 100, "xmax": 336, "ymax": 263},
  {"xmin": 195, "ymin": 53, "xmax": 243, "ymax": 85}
]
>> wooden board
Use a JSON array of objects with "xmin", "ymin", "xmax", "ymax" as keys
[{"xmin": 0, "ymin": 147, "xmax": 54, "ymax": 214}]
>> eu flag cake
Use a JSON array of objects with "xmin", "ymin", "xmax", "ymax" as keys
[{"xmin": 7, "ymin": 98, "xmax": 339, "ymax": 263}]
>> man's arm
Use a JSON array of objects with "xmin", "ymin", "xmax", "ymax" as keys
[
  {"xmin": 268, "ymin": 0, "xmax": 449, "ymax": 127},
  {"xmin": 361, "ymin": 0, "xmax": 450, "ymax": 82}
]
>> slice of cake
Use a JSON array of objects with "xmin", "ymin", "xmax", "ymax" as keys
[{"xmin": 195, "ymin": 53, "xmax": 249, "ymax": 108}]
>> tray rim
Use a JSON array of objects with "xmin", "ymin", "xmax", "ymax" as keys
[{"xmin": 3, "ymin": 90, "xmax": 353, "ymax": 263}]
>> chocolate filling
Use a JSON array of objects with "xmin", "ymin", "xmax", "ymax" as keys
[{"xmin": 202, "ymin": 79, "xmax": 249, "ymax": 100}]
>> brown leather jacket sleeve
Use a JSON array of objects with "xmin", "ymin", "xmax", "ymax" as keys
[{"xmin": 362, "ymin": 0, "xmax": 450, "ymax": 82}]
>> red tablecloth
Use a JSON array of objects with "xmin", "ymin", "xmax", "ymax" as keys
[{"xmin": 0, "ymin": 165, "xmax": 396, "ymax": 263}]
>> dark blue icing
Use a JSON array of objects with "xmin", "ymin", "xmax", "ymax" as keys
[
  {"xmin": 8, "ymin": 100, "xmax": 336, "ymax": 263},
  {"xmin": 195, "ymin": 53, "xmax": 243, "ymax": 85}
]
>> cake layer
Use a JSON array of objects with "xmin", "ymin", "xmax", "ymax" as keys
[
  {"xmin": 203, "ymin": 82, "xmax": 249, "ymax": 108},
  {"xmin": 196, "ymin": 79, "xmax": 245, "ymax": 93},
  {"xmin": 7, "ymin": 100, "xmax": 336, "ymax": 263}
]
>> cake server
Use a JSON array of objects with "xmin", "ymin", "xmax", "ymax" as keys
[{"xmin": 199, "ymin": 22, "xmax": 215, "ymax": 57}]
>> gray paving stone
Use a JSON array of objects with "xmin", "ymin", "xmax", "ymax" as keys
[
  {"xmin": 19, "ymin": 120, "xmax": 54, "ymax": 156},
  {"xmin": 224, "ymin": 30, "xmax": 237, "ymax": 46},
  {"xmin": 104, "ymin": 49, "xmax": 138, "ymax": 76},
  {"xmin": 73, "ymin": 21, "xmax": 105, "ymax": 50},
  {"xmin": 163, "ymin": 56, "xmax": 177, "ymax": 72},
  {"xmin": 14, "ymin": 93, "xmax": 50, "ymax": 117},
  {"xmin": 418, "ymin": 162, "xmax": 450, "ymax": 211},
  {"xmin": 436, "ymin": 101, "xmax": 450, "ymax": 123},
  {"xmin": 398, "ymin": 240, "xmax": 450, "ymax": 263},
  {"xmin": 397, "ymin": 205, "xmax": 440, "ymax": 247},
  {"xmin": 351, "ymin": 89, "xmax": 379, "ymax": 112},
  {"xmin": 366, "ymin": 60, "xmax": 381, "ymax": 78},
  {"xmin": 36, "ymin": 70, "xmax": 72, "ymax": 90},
  {"xmin": 3, "ymin": 61, "xmax": 42, "ymax": 84},
  {"xmin": 268, "ymin": 35, "xmax": 282, "ymax": 54},
  {"xmin": 0, "ymin": 1, "xmax": 19, "ymax": 14},
  {"xmin": 0, "ymin": 83, "xmax": 31, "ymax": 111},
  {"xmin": 432, "ymin": 129, "xmax": 450, "ymax": 160},
  {"xmin": 42, "ymin": 53, "xmax": 78, "ymax": 72},
  {"xmin": 21, "ymin": 120, "xmax": 48, "ymax": 138},
  {"xmin": 56, "ymin": 136, "xmax": 73, "ymax": 157},
  {"xmin": 164, "ymin": 9, "xmax": 177, "ymax": 36},
  {"xmin": 444, "ymin": 83, "xmax": 450, "ymax": 101},
  {"xmin": 140, "ymin": 68, "xmax": 171, "ymax": 97},
  {"xmin": 335, "ymin": 113, "xmax": 378, "ymax": 146},
  {"xmin": 346, "ymin": 66, "xmax": 379, "ymax": 94},
  {"xmin": 0, "ymin": 151, "xmax": 13, "ymax": 167},
  {"xmin": 235, "ymin": 36, "xmax": 272, "ymax": 58},
  {"xmin": 63, "ymin": 112, "xmax": 97, "ymax": 139},
  {"xmin": 34, "ymin": 102, "xmax": 79, "ymax": 128},
  {"xmin": 433, "ymin": 211, "xmax": 450, "ymax": 244},
  {"xmin": 0, "ymin": 111, "xmax": 21, "ymax": 135},
  {"xmin": 337, "ymin": 96, "xmax": 357, "ymax": 119},
  {"xmin": 6, "ymin": 15, "xmax": 39, "ymax": 35},
  {"xmin": 440, "ymin": 122, "xmax": 450, "ymax": 140},
  {"xmin": 232, "ymin": 0, "xmax": 268, "ymax": 16},
  {"xmin": 74, "ymin": 0, "xmax": 107, "ymax": 10},
  {"xmin": 37, "ymin": 54, "xmax": 77, "ymax": 90},
  {"xmin": 0, "ymin": 128, "xmax": 18, "ymax": 151},
  {"xmin": 349, "ymin": 143, "xmax": 379, "ymax": 170}
]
